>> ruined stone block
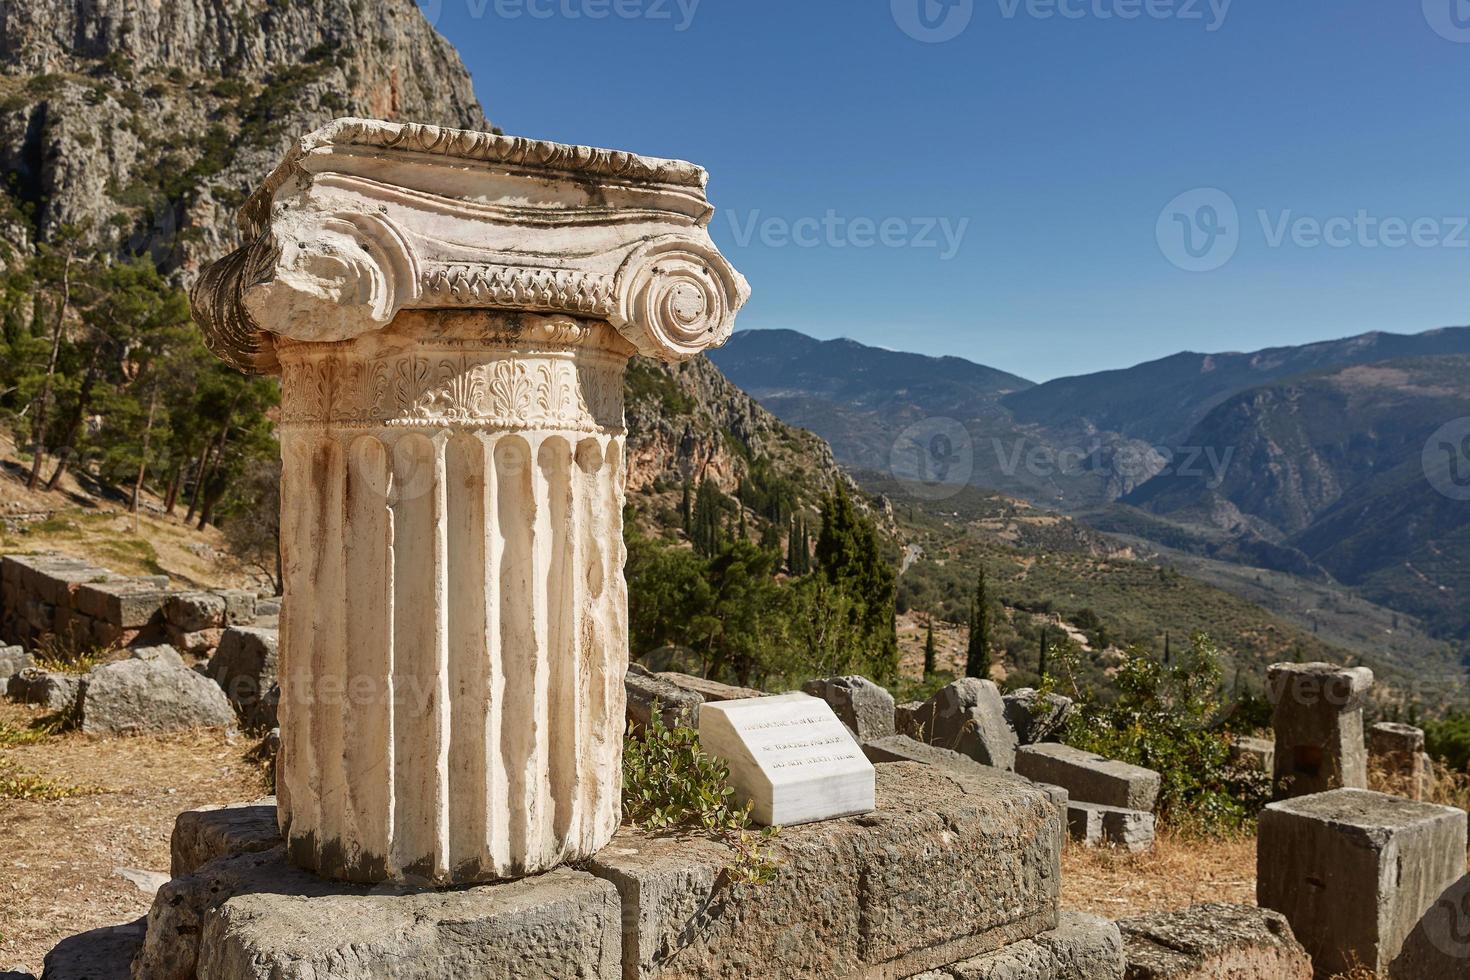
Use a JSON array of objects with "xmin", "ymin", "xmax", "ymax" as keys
[
  {"xmin": 7, "ymin": 667, "xmax": 80, "ymax": 712},
  {"xmin": 1119, "ymin": 903, "xmax": 1312, "ymax": 979},
  {"xmin": 1228, "ymin": 735, "xmax": 1275, "ymax": 774},
  {"xmin": 1257, "ymin": 788, "xmax": 1467, "ymax": 977},
  {"xmin": 862, "ymin": 734, "xmax": 1069, "ymax": 810},
  {"xmin": 1003, "ymin": 687, "xmax": 1075, "ymax": 745},
  {"xmin": 801, "ymin": 674, "xmax": 896, "ymax": 740},
  {"xmin": 626, "ymin": 662, "xmax": 703, "ymax": 730},
  {"xmin": 134, "ymin": 848, "xmax": 621, "ymax": 980},
  {"xmin": 73, "ymin": 580, "xmax": 170, "ymax": 629},
  {"xmin": 1067, "ymin": 802, "xmax": 1155, "ymax": 853},
  {"xmin": 1389, "ymin": 873, "xmax": 1470, "ymax": 979},
  {"xmin": 208, "ymin": 626, "xmax": 278, "ymax": 728},
  {"xmin": 1370, "ymin": 722, "xmax": 1430, "ymax": 800},
  {"xmin": 171, "ymin": 799, "xmax": 282, "ymax": 877},
  {"xmin": 1267, "ymin": 661, "xmax": 1372, "ymax": 799},
  {"xmin": 656, "ymin": 671, "xmax": 763, "ymax": 702},
  {"xmin": 933, "ymin": 911, "xmax": 1124, "ymax": 979},
  {"xmin": 1016, "ymin": 743, "xmax": 1161, "ymax": 811},
  {"xmin": 909, "ymin": 677, "xmax": 1019, "ymax": 770},
  {"xmin": 585, "ymin": 762, "xmax": 1062, "ymax": 980}
]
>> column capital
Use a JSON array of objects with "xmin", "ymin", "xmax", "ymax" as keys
[{"xmin": 191, "ymin": 118, "xmax": 750, "ymax": 374}]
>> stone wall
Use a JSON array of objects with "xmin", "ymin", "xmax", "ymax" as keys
[{"xmin": 0, "ymin": 553, "xmax": 276, "ymax": 657}]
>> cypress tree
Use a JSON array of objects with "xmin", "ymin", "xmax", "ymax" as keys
[
  {"xmin": 965, "ymin": 568, "xmax": 991, "ymax": 680},
  {"xmin": 680, "ymin": 479, "xmax": 692, "ymax": 534},
  {"xmin": 1038, "ymin": 626, "xmax": 1048, "ymax": 680},
  {"xmin": 923, "ymin": 618, "xmax": 937, "ymax": 677}
]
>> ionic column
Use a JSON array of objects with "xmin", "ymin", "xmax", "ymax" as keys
[{"xmin": 191, "ymin": 119, "xmax": 748, "ymax": 883}]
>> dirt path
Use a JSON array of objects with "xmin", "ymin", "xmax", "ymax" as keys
[{"xmin": 0, "ymin": 701, "xmax": 266, "ymax": 975}]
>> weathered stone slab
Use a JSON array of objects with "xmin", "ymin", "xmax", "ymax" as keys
[
  {"xmin": 657, "ymin": 671, "xmax": 763, "ymax": 702},
  {"xmin": 162, "ymin": 591, "xmax": 227, "ymax": 632},
  {"xmin": 1119, "ymin": 903, "xmax": 1312, "ymax": 979},
  {"xmin": 626, "ymin": 663, "xmax": 703, "ymax": 730},
  {"xmin": 217, "ymin": 589, "xmax": 258, "ymax": 626},
  {"xmin": 801, "ymin": 674, "xmax": 896, "ymax": 740},
  {"xmin": 134, "ymin": 847, "xmax": 621, "ymax": 980},
  {"xmin": 1067, "ymin": 802, "xmax": 1155, "ymax": 853},
  {"xmin": 1257, "ymin": 788, "xmax": 1468, "ymax": 977},
  {"xmin": 1016, "ymin": 743, "xmax": 1161, "ymax": 811},
  {"xmin": 7, "ymin": 668, "xmax": 80, "ymax": 712},
  {"xmin": 909, "ymin": 678, "xmax": 1019, "ymax": 770},
  {"xmin": 171, "ymin": 800, "xmax": 282, "ymax": 878},
  {"xmin": 1267, "ymin": 661, "xmax": 1372, "ymax": 799},
  {"xmin": 1228, "ymin": 735, "xmax": 1274, "ymax": 774},
  {"xmin": 128, "ymin": 644, "xmax": 183, "ymax": 667},
  {"xmin": 863, "ymin": 734, "xmax": 1069, "ymax": 810},
  {"xmin": 208, "ymin": 627, "xmax": 278, "ymax": 729},
  {"xmin": 923, "ymin": 911, "xmax": 1123, "ymax": 980},
  {"xmin": 1370, "ymin": 722, "xmax": 1431, "ymax": 801},
  {"xmin": 40, "ymin": 918, "xmax": 145, "ymax": 980},
  {"xmin": 1003, "ymin": 688, "xmax": 1075, "ymax": 745},
  {"xmin": 585, "ymin": 762, "xmax": 1062, "ymax": 980},
  {"xmin": 73, "ymin": 580, "xmax": 170, "ymax": 629},
  {"xmin": 699, "ymin": 692, "xmax": 874, "ymax": 826},
  {"xmin": 79, "ymin": 659, "xmax": 235, "ymax": 735},
  {"xmin": 1389, "ymin": 873, "xmax": 1470, "ymax": 979}
]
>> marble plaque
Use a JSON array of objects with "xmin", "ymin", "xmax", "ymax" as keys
[{"xmin": 699, "ymin": 692, "xmax": 876, "ymax": 826}]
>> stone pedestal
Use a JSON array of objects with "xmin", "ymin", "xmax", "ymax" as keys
[
  {"xmin": 1370, "ymin": 722, "xmax": 1430, "ymax": 801},
  {"xmin": 1257, "ymin": 788, "xmax": 1467, "ymax": 977},
  {"xmin": 190, "ymin": 118, "xmax": 749, "ymax": 883},
  {"xmin": 1267, "ymin": 662, "xmax": 1373, "ymax": 799}
]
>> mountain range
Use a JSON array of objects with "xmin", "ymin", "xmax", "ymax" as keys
[{"xmin": 712, "ymin": 328, "xmax": 1470, "ymax": 645}]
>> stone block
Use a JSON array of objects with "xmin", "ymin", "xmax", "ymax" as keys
[
  {"xmin": 1067, "ymin": 802, "xmax": 1155, "ymax": 853},
  {"xmin": 1228, "ymin": 735, "xmax": 1274, "ymax": 774},
  {"xmin": 1268, "ymin": 661, "xmax": 1372, "ymax": 799},
  {"xmin": 1257, "ymin": 788, "xmax": 1468, "ymax": 977},
  {"xmin": 1016, "ymin": 743, "xmax": 1161, "ymax": 811},
  {"xmin": 217, "ymin": 589, "xmax": 258, "ymax": 625},
  {"xmin": 626, "ymin": 662, "xmax": 703, "ymax": 730},
  {"xmin": 73, "ymin": 581, "xmax": 169, "ymax": 629},
  {"xmin": 1119, "ymin": 903, "xmax": 1312, "ymax": 979},
  {"xmin": 585, "ymin": 762, "xmax": 1062, "ymax": 980},
  {"xmin": 0, "ymin": 644, "xmax": 32, "ymax": 678},
  {"xmin": 895, "ymin": 700, "xmax": 923, "ymax": 738},
  {"xmin": 208, "ymin": 627, "xmax": 278, "ymax": 728},
  {"xmin": 930, "ymin": 911, "xmax": 1124, "ymax": 979},
  {"xmin": 1371, "ymin": 722, "xmax": 1431, "ymax": 800},
  {"xmin": 800, "ymin": 674, "xmax": 896, "ymax": 740},
  {"xmin": 129, "ymin": 644, "xmax": 183, "ymax": 667},
  {"xmin": 7, "ymin": 667, "xmax": 80, "ymax": 712},
  {"xmin": 162, "ymin": 591, "xmax": 227, "ymax": 631},
  {"xmin": 656, "ymin": 671, "xmax": 763, "ymax": 702},
  {"xmin": 910, "ymin": 678, "xmax": 1019, "ymax": 770},
  {"xmin": 862, "ymin": 734, "xmax": 1069, "ymax": 810},
  {"xmin": 1389, "ymin": 873, "xmax": 1470, "ymax": 979},
  {"xmin": 40, "ymin": 918, "xmax": 145, "ymax": 980},
  {"xmin": 134, "ymin": 848, "xmax": 621, "ymax": 980},
  {"xmin": 1003, "ymin": 688, "xmax": 1075, "ymax": 745},
  {"xmin": 255, "ymin": 597, "xmax": 282, "ymax": 618},
  {"xmin": 167, "ymin": 626, "xmax": 223, "ymax": 656},
  {"xmin": 79, "ymin": 659, "xmax": 236, "ymax": 735},
  {"xmin": 171, "ymin": 799, "xmax": 282, "ymax": 877}
]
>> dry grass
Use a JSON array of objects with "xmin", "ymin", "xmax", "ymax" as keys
[
  {"xmin": 1060, "ymin": 826, "xmax": 1257, "ymax": 918},
  {"xmin": 0, "ymin": 700, "xmax": 267, "ymax": 975}
]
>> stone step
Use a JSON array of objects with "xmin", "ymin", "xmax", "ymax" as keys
[
  {"xmin": 911, "ymin": 911, "xmax": 1124, "ymax": 980},
  {"xmin": 1118, "ymin": 904, "xmax": 1311, "ymax": 979},
  {"xmin": 154, "ymin": 760, "xmax": 1063, "ymax": 980},
  {"xmin": 1067, "ymin": 802, "xmax": 1156, "ymax": 853},
  {"xmin": 1015, "ymin": 743, "xmax": 1161, "ymax": 812}
]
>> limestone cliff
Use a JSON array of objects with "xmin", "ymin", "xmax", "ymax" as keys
[{"xmin": 0, "ymin": 0, "xmax": 487, "ymax": 272}]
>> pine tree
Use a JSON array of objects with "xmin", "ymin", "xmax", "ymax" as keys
[
  {"xmin": 923, "ymin": 618, "xmax": 937, "ymax": 677},
  {"xmin": 965, "ymin": 567, "xmax": 991, "ymax": 680}
]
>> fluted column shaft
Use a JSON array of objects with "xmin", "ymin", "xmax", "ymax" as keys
[{"xmin": 275, "ymin": 311, "xmax": 630, "ymax": 883}]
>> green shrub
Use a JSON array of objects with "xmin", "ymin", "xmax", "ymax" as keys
[
  {"xmin": 622, "ymin": 712, "xmax": 779, "ymax": 885},
  {"xmin": 1425, "ymin": 713, "xmax": 1470, "ymax": 772},
  {"xmin": 1061, "ymin": 633, "xmax": 1271, "ymax": 833}
]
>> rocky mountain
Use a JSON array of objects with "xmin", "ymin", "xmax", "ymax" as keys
[
  {"xmin": 715, "ymin": 327, "xmax": 1470, "ymax": 651},
  {"xmin": 1003, "ymin": 327, "xmax": 1470, "ymax": 447},
  {"xmin": 711, "ymin": 330, "xmax": 1158, "ymax": 507},
  {"xmin": 1121, "ymin": 356, "xmax": 1470, "ymax": 639},
  {"xmin": 0, "ymin": 0, "xmax": 486, "ymax": 272}
]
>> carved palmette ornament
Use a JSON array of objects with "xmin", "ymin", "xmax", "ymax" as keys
[{"xmin": 190, "ymin": 118, "xmax": 749, "ymax": 374}]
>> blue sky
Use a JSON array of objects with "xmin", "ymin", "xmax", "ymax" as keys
[{"xmin": 427, "ymin": 0, "xmax": 1469, "ymax": 382}]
